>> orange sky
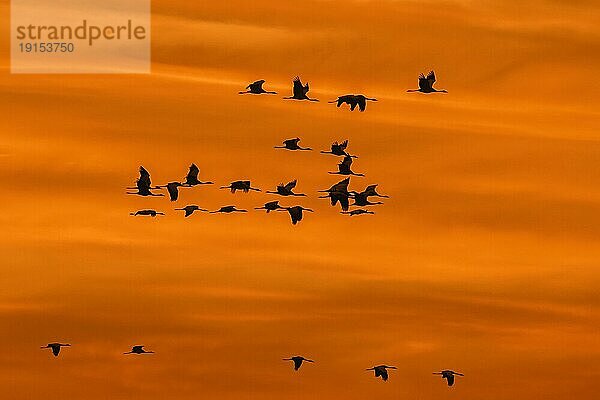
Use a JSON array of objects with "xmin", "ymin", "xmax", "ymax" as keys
[{"xmin": 1, "ymin": 1, "xmax": 600, "ymax": 399}]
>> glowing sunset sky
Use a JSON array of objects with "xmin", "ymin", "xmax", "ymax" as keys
[{"xmin": 1, "ymin": 1, "xmax": 599, "ymax": 399}]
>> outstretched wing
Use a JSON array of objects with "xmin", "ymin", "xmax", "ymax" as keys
[
  {"xmin": 339, "ymin": 140, "xmax": 348, "ymax": 151},
  {"xmin": 418, "ymin": 73, "xmax": 432, "ymax": 91},
  {"xmin": 303, "ymin": 82, "xmax": 310, "ymax": 95},
  {"xmin": 357, "ymin": 96, "xmax": 366, "ymax": 111},
  {"xmin": 186, "ymin": 164, "xmax": 199, "ymax": 181},
  {"xmin": 137, "ymin": 166, "xmax": 151, "ymax": 189},
  {"xmin": 250, "ymin": 80, "xmax": 265, "ymax": 91},
  {"xmin": 427, "ymin": 70, "xmax": 436, "ymax": 85},
  {"xmin": 284, "ymin": 180, "xmax": 297, "ymax": 190},
  {"xmin": 292, "ymin": 77, "xmax": 304, "ymax": 97}
]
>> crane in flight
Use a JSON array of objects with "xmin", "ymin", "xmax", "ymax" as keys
[
  {"xmin": 278, "ymin": 205, "xmax": 313, "ymax": 225},
  {"xmin": 283, "ymin": 356, "xmax": 314, "ymax": 371},
  {"xmin": 329, "ymin": 155, "xmax": 365, "ymax": 176},
  {"xmin": 433, "ymin": 370, "xmax": 464, "ymax": 386},
  {"xmin": 274, "ymin": 138, "xmax": 312, "ymax": 151},
  {"xmin": 239, "ymin": 80, "xmax": 277, "ymax": 95},
  {"xmin": 159, "ymin": 182, "xmax": 183, "ymax": 201},
  {"xmin": 329, "ymin": 94, "xmax": 377, "ymax": 111},
  {"xmin": 407, "ymin": 70, "xmax": 447, "ymax": 93},
  {"xmin": 266, "ymin": 180, "xmax": 306, "ymax": 196},
  {"xmin": 130, "ymin": 209, "xmax": 164, "ymax": 217},
  {"xmin": 41, "ymin": 343, "xmax": 70, "ymax": 357},
  {"xmin": 350, "ymin": 191, "xmax": 384, "ymax": 207},
  {"xmin": 341, "ymin": 209, "xmax": 374, "ymax": 216},
  {"xmin": 220, "ymin": 180, "xmax": 261, "ymax": 193},
  {"xmin": 283, "ymin": 76, "xmax": 318, "ymax": 101},
  {"xmin": 175, "ymin": 205, "xmax": 208, "ymax": 217},
  {"xmin": 126, "ymin": 166, "xmax": 164, "ymax": 197},
  {"xmin": 366, "ymin": 365, "xmax": 397, "ymax": 381},
  {"xmin": 183, "ymin": 164, "xmax": 213, "ymax": 186},
  {"xmin": 210, "ymin": 206, "xmax": 248, "ymax": 214},
  {"xmin": 320, "ymin": 140, "xmax": 357, "ymax": 158},
  {"xmin": 362, "ymin": 184, "xmax": 389, "ymax": 198},
  {"xmin": 124, "ymin": 345, "xmax": 154, "ymax": 355},
  {"xmin": 255, "ymin": 200, "xmax": 284, "ymax": 213}
]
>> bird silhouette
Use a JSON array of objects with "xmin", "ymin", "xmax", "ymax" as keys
[
  {"xmin": 124, "ymin": 345, "xmax": 154, "ymax": 355},
  {"xmin": 319, "ymin": 177, "xmax": 351, "ymax": 194},
  {"xmin": 329, "ymin": 94, "xmax": 377, "ymax": 111},
  {"xmin": 407, "ymin": 70, "xmax": 447, "ymax": 93},
  {"xmin": 239, "ymin": 80, "xmax": 277, "ymax": 95},
  {"xmin": 159, "ymin": 181, "xmax": 183, "ymax": 201},
  {"xmin": 183, "ymin": 164, "xmax": 213, "ymax": 186},
  {"xmin": 278, "ymin": 206, "xmax": 313, "ymax": 225},
  {"xmin": 319, "ymin": 190, "xmax": 350, "ymax": 212},
  {"xmin": 41, "ymin": 343, "xmax": 70, "ymax": 357},
  {"xmin": 274, "ymin": 138, "xmax": 312, "ymax": 151},
  {"xmin": 366, "ymin": 365, "xmax": 397, "ymax": 381},
  {"xmin": 283, "ymin": 76, "xmax": 318, "ymax": 101},
  {"xmin": 433, "ymin": 370, "xmax": 464, "ymax": 386},
  {"xmin": 341, "ymin": 209, "xmax": 375, "ymax": 216},
  {"xmin": 350, "ymin": 191, "xmax": 384, "ymax": 207},
  {"xmin": 220, "ymin": 180, "xmax": 261, "ymax": 193},
  {"xmin": 362, "ymin": 184, "xmax": 389, "ymax": 198},
  {"xmin": 255, "ymin": 200, "xmax": 284, "ymax": 213},
  {"xmin": 210, "ymin": 206, "xmax": 248, "ymax": 213},
  {"xmin": 320, "ymin": 140, "xmax": 357, "ymax": 158},
  {"xmin": 329, "ymin": 155, "xmax": 364, "ymax": 176},
  {"xmin": 283, "ymin": 356, "xmax": 314, "ymax": 371},
  {"xmin": 175, "ymin": 205, "xmax": 208, "ymax": 217},
  {"xmin": 267, "ymin": 180, "xmax": 306, "ymax": 196},
  {"xmin": 126, "ymin": 166, "xmax": 164, "ymax": 197},
  {"xmin": 130, "ymin": 209, "xmax": 165, "ymax": 217}
]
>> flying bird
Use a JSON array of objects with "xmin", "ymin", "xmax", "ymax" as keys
[
  {"xmin": 320, "ymin": 140, "xmax": 357, "ymax": 158},
  {"xmin": 41, "ymin": 343, "xmax": 70, "ymax": 357},
  {"xmin": 126, "ymin": 166, "xmax": 164, "ymax": 197},
  {"xmin": 283, "ymin": 76, "xmax": 318, "ymax": 101},
  {"xmin": 255, "ymin": 200, "xmax": 284, "ymax": 213},
  {"xmin": 124, "ymin": 345, "xmax": 154, "ymax": 355},
  {"xmin": 319, "ymin": 190, "xmax": 350, "ymax": 212},
  {"xmin": 159, "ymin": 182, "xmax": 183, "ymax": 201},
  {"xmin": 130, "ymin": 209, "xmax": 165, "ymax": 217},
  {"xmin": 220, "ymin": 180, "xmax": 260, "ymax": 193},
  {"xmin": 366, "ymin": 365, "xmax": 397, "ymax": 381},
  {"xmin": 267, "ymin": 180, "xmax": 306, "ymax": 196},
  {"xmin": 329, "ymin": 155, "xmax": 364, "ymax": 176},
  {"xmin": 329, "ymin": 94, "xmax": 377, "ymax": 111},
  {"xmin": 175, "ymin": 205, "xmax": 208, "ymax": 217},
  {"xmin": 210, "ymin": 206, "xmax": 248, "ymax": 214},
  {"xmin": 350, "ymin": 191, "xmax": 384, "ymax": 207},
  {"xmin": 362, "ymin": 184, "xmax": 389, "ymax": 198},
  {"xmin": 283, "ymin": 356, "xmax": 314, "ymax": 371},
  {"xmin": 319, "ymin": 177, "xmax": 351, "ymax": 194},
  {"xmin": 239, "ymin": 80, "xmax": 277, "ymax": 95},
  {"xmin": 274, "ymin": 138, "xmax": 312, "ymax": 151},
  {"xmin": 341, "ymin": 209, "xmax": 375, "ymax": 216},
  {"xmin": 183, "ymin": 164, "xmax": 213, "ymax": 186},
  {"xmin": 407, "ymin": 70, "xmax": 447, "ymax": 93},
  {"xmin": 433, "ymin": 370, "xmax": 464, "ymax": 386},
  {"xmin": 278, "ymin": 206, "xmax": 313, "ymax": 225}
]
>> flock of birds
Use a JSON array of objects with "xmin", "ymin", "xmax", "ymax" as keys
[
  {"xmin": 126, "ymin": 138, "xmax": 388, "ymax": 224},
  {"xmin": 42, "ymin": 71, "xmax": 461, "ymax": 392},
  {"xmin": 41, "ymin": 344, "xmax": 462, "ymax": 386}
]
